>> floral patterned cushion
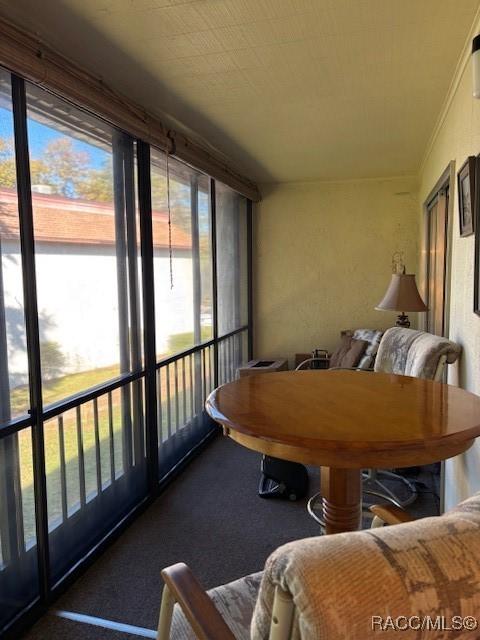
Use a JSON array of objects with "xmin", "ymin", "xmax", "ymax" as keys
[{"xmin": 169, "ymin": 572, "xmax": 262, "ymax": 639}]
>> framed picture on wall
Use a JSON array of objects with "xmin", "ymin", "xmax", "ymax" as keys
[
  {"xmin": 458, "ymin": 156, "xmax": 475, "ymax": 237},
  {"xmin": 474, "ymin": 155, "xmax": 480, "ymax": 315}
]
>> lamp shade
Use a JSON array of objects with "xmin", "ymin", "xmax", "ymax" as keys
[
  {"xmin": 473, "ymin": 34, "xmax": 480, "ymax": 98},
  {"xmin": 375, "ymin": 274, "xmax": 427, "ymax": 312}
]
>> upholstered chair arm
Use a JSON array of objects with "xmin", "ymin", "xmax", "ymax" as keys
[
  {"xmin": 370, "ymin": 504, "xmax": 416, "ymax": 526},
  {"xmin": 159, "ymin": 563, "xmax": 236, "ymax": 640},
  {"xmin": 251, "ymin": 503, "xmax": 480, "ymax": 639}
]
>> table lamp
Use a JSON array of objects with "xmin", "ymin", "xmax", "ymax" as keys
[{"xmin": 375, "ymin": 270, "xmax": 427, "ymax": 328}]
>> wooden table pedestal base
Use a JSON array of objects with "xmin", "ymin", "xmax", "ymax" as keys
[{"xmin": 320, "ymin": 467, "xmax": 362, "ymax": 535}]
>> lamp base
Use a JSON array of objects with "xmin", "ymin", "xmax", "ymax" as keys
[{"xmin": 396, "ymin": 313, "xmax": 410, "ymax": 328}]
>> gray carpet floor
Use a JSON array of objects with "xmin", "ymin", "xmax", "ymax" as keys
[{"xmin": 23, "ymin": 434, "xmax": 440, "ymax": 639}]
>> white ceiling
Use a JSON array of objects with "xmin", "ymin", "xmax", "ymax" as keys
[{"xmin": 0, "ymin": 0, "xmax": 479, "ymax": 183}]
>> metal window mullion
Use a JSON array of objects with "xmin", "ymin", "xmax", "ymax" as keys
[
  {"xmin": 233, "ymin": 193, "xmax": 241, "ymax": 330},
  {"xmin": 0, "ymin": 416, "xmax": 32, "ymax": 439},
  {"xmin": 137, "ymin": 141, "xmax": 159, "ymax": 492},
  {"xmin": 181, "ymin": 358, "xmax": 187, "ymax": 424},
  {"xmin": 107, "ymin": 392, "xmax": 115, "ymax": 484},
  {"xmin": 93, "ymin": 398, "xmax": 102, "ymax": 495},
  {"xmin": 174, "ymin": 360, "xmax": 179, "ymax": 432},
  {"xmin": 123, "ymin": 137, "xmax": 144, "ymax": 466},
  {"xmin": 11, "ymin": 74, "xmax": 50, "ymax": 598},
  {"xmin": 57, "ymin": 416, "xmax": 68, "ymax": 523},
  {"xmin": 157, "ymin": 368, "xmax": 163, "ymax": 444},
  {"xmin": 209, "ymin": 345, "xmax": 213, "ymax": 392},
  {"xmin": 223, "ymin": 339, "xmax": 228, "ymax": 383},
  {"xmin": 230, "ymin": 336, "xmax": 234, "ymax": 381},
  {"xmin": 246, "ymin": 199, "xmax": 253, "ymax": 360},
  {"xmin": 191, "ymin": 175, "xmax": 201, "ymax": 344},
  {"xmin": 201, "ymin": 348, "xmax": 207, "ymax": 401},
  {"xmin": 210, "ymin": 179, "xmax": 219, "ymax": 389},
  {"xmin": 112, "ymin": 132, "xmax": 133, "ymax": 472},
  {"xmin": 166, "ymin": 365, "xmax": 172, "ymax": 439},
  {"xmin": 124, "ymin": 138, "xmax": 141, "ymax": 371},
  {"xmin": 191, "ymin": 175, "xmax": 204, "ymax": 414},
  {"xmin": 75, "ymin": 406, "xmax": 86, "ymax": 507},
  {"xmin": 188, "ymin": 353, "xmax": 194, "ymax": 420}
]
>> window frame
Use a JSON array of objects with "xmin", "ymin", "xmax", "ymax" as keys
[{"xmin": 0, "ymin": 71, "xmax": 254, "ymax": 639}]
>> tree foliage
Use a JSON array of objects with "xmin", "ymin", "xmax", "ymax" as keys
[
  {"xmin": 0, "ymin": 138, "xmax": 17, "ymax": 188},
  {"xmin": 76, "ymin": 160, "xmax": 113, "ymax": 202},
  {"xmin": 40, "ymin": 340, "xmax": 66, "ymax": 381},
  {"xmin": 0, "ymin": 136, "xmax": 114, "ymax": 202},
  {"xmin": 0, "ymin": 135, "xmax": 198, "ymax": 233},
  {"xmin": 38, "ymin": 138, "xmax": 90, "ymax": 197}
]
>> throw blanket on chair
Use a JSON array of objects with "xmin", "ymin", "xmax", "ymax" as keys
[{"xmin": 374, "ymin": 327, "xmax": 461, "ymax": 379}]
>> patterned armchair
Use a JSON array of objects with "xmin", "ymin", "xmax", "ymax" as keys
[
  {"xmin": 157, "ymin": 493, "xmax": 480, "ymax": 639},
  {"xmin": 363, "ymin": 327, "xmax": 462, "ymax": 508}
]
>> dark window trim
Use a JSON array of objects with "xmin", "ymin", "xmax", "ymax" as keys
[
  {"xmin": 11, "ymin": 73, "xmax": 51, "ymax": 601},
  {"xmin": 0, "ymin": 68, "xmax": 254, "ymax": 640}
]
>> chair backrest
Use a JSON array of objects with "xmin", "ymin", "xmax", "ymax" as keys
[
  {"xmin": 374, "ymin": 327, "xmax": 461, "ymax": 379},
  {"xmin": 251, "ymin": 492, "xmax": 480, "ymax": 639}
]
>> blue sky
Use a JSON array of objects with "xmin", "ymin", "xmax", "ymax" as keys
[{"xmin": 0, "ymin": 106, "xmax": 107, "ymax": 169}]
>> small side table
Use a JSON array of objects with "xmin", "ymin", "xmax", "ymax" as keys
[{"xmin": 237, "ymin": 358, "xmax": 288, "ymax": 378}]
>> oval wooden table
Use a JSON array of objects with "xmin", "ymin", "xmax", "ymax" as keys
[{"xmin": 205, "ymin": 370, "xmax": 480, "ymax": 535}]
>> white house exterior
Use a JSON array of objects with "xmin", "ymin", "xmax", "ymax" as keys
[{"xmin": 0, "ymin": 188, "xmax": 194, "ymax": 390}]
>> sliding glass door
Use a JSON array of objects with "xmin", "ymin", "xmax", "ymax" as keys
[
  {"xmin": 0, "ymin": 68, "xmax": 40, "ymax": 631},
  {"xmin": 24, "ymin": 83, "xmax": 148, "ymax": 584},
  {"xmin": 0, "ymin": 66, "xmax": 253, "ymax": 639},
  {"xmin": 150, "ymin": 150, "xmax": 215, "ymax": 476}
]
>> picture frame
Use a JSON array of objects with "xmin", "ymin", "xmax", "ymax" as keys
[
  {"xmin": 458, "ymin": 156, "xmax": 475, "ymax": 237},
  {"xmin": 474, "ymin": 155, "xmax": 480, "ymax": 315}
]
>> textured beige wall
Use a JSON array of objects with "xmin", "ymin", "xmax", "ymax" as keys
[
  {"xmin": 254, "ymin": 177, "xmax": 419, "ymax": 367},
  {"xmin": 418, "ymin": 45, "xmax": 480, "ymax": 510}
]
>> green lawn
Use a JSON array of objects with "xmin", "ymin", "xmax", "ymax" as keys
[
  {"xmin": 19, "ymin": 390, "xmax": 129, "ymax": 542},
  {"xmin": 11, "ymin": 326, "xmax": 212, "ymax": 416},
  {"xmin": 14, "ymin": 340, "xmax": 213, "ymax": 543},
  {"xmin": 11, "ymin": 364, "xmax": 121, "ymax": 417}
]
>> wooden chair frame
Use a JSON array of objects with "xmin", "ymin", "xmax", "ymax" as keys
[
  {"xmin": 158, "ymin": 564, "xmax": 295, "ymax": 640},
  {"xmin": 157, "ymin": 504, "xmax": 416, "ymax": 639}
]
